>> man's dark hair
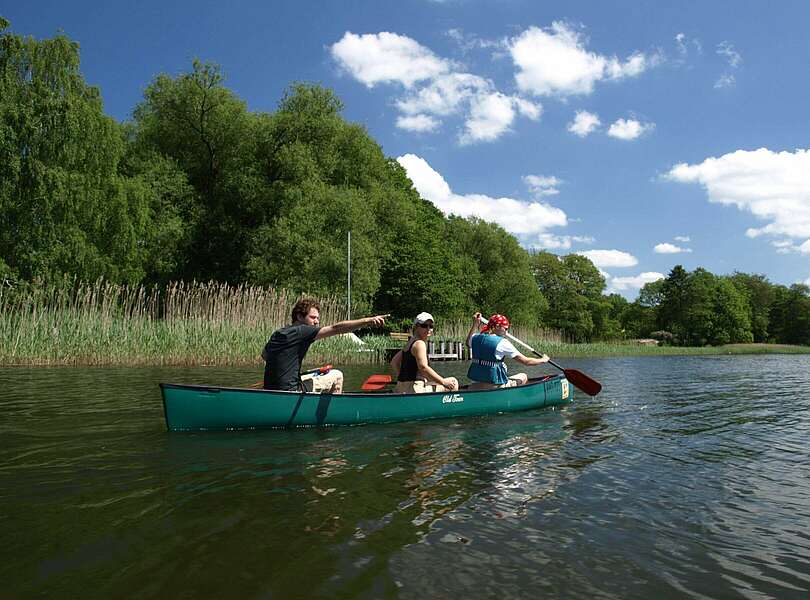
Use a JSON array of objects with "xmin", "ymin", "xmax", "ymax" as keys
[{"xmin": 291, "ymin": 298, "xmax": 321, "ymax": 322}]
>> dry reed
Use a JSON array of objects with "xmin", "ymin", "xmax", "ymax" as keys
[
  {"xmin": 6, "ymin": 278, "xmax": 789, "ymax": 367},
  {"xmin": 0, "ymin": 278, "xmax": 349, "ymax": 366}
]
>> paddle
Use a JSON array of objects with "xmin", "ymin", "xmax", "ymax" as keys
[
  {"xmin": 249, "ymin": 364, "xmax": 333, "ymax": 389},
  {"xmin": 477, "ymin": 316, "xmax": 602, "ymax": 396},
  {"xmin": 360, "ymin": 374, "xmax": 393, "ymax": 391}
]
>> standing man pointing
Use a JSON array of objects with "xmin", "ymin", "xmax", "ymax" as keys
[{"xmin": 263, "ymin": 298, "xmax": 388, "ymax": 392}]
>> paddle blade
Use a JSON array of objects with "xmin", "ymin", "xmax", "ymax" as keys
[
  {"xmin": 360, "ymin": 374, "xmax": 392, "ymax": 391},
  {"xmin": 360, "ymin": 382, "xmax": 390, "ymax": 391},
  {"xmin": 563, "ymin": 369, "xmax": 602, "ymax": 396}
]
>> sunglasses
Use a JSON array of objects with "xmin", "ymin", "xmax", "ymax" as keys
[{"xmin": 419, "ymin": 322, "xmax": 434, "ymax": 329}]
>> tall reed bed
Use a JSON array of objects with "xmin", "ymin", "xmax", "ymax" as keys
[
  {"xmin": 4, "ymin": 280, "xmax": 803, "ymax": 366},
  {"xmin": 0, "ymin": 279, "xmax": 350, "ymax": 366}
]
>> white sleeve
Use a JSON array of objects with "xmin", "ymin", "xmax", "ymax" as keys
[{"xmin": 494, "ymin": 339, "xmax": 520, "ymax": 360}]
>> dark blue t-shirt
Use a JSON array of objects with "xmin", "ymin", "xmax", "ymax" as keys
[{"xmin": 263, "ymin": 324, "xmax": 320, "ymax": 391}]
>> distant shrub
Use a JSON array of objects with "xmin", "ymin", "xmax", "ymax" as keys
[{"xmin": 650, "ymin": 330, "xmax": 677, "ymax": 346}]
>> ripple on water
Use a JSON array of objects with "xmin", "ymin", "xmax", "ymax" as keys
[{"xmin": 2, "ymin": 357, "xmax": 810, "ymax": 598}]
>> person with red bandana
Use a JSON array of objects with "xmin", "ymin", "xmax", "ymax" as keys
[{"xmin": 465, "ymin": 312, "xmax": 550, "ymax": 389}]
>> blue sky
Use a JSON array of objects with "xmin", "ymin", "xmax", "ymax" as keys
[{"xmin": 6, "ymin": 1, "xmax": 810, "ymax": 298}]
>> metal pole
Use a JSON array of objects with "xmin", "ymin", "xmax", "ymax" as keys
[{"xmin": 347, "ymin": 230, "xmax": 351, "ymax": 320}]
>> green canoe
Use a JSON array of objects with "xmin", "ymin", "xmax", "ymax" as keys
[{"xmin": 160, "ymin": 374, "xmax": 572, "ymax": 431}]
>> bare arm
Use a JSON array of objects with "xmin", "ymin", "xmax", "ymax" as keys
[
  {"xmin": 466, "ymin": 312, "xmax": 482, "ymax": 347},
  {"xmin": 412, "ymin": 340, "xmax": 458, "ymax": 391},
  {"xmin": 316, "ymin": 314, "xmax": 389, "ymax": 340},
  {"xmin": 513, "ymin": 352, "xmax": 549, "ymax": 366},
  {"xmin": 390, "ymin": 349, "xmax": 403, "ymax": 378}
]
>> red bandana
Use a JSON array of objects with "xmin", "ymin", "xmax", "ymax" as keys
[{"xmin": 485, "ymin": 314, "xmax": 510, "ymax": 332}]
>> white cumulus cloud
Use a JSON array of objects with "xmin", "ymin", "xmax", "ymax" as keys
[
  {"xmin": 607, "ymin": 118, "xmax": 654, "ymax": 140},
  {"xmin": 509, "ymin": 22, "xmax": 658, "ymax": 97},
  {"xmin": 576, "ymin": 249, "xmax": 638, "ymax": 268},
  {"xmin": 333, "ymin": 33, "xmax": 541, "ymax": 144},
  {"xmin": 714, "ymin": 42, "xmax": 741, "ymax": 90},
  {"xmin": 717, "ymin": 41, "xmax": 742, "ymax": 68},
  {"xmin": 460, "ymin": 91, "xmax": 540, "ymax": 144},
  {"xmin": 714, "ymin": 74, "xmax": 736, "ymax": 89},
  {"xmin": 675, "ymin": 33, "xmax": 687, "ymax": 55},
  {"xmin": 397, "ymin": 154, "xmax": 568, "ymax": 243},
  {"xmin": 665, "ymin": 148, "xmax": 810, "ymax": 241},
  {"xmin": 523, "ymin": 174, "xmax": 563, "ymax": 197},
  {"xmin": 568, "ymin": 110, "xmax": 601, "ymax": 137},
  {"xmin": 331, "ymin": 31, "xmax": 449, "ymax": 88},
  {"xmin": 773, "ymin": 239, "xmax": 810, "ymax": 254},
  {"xmin": 654, "ymin": 243, "xmax": 692, "ymax": 254},
  {"xmin": 397, "ymin": 72, "xmax": 490, "ymax": 117},
  {"xmin": 608, "ymin": 272, "xmax": 665, "ymax": 293},
  {"xmin": 528, "ymin": 234, "xmax": 595, "ymax": 251},
  {"xmin": 675, "ymin": 33, "xmax": 702, "ymax": 56},
  {"xmin": 770, "ymin": 240, "xmax": 794, "ymax": 254},
  {"xmin": 395, "ymin": 114, "xmax": 440, "ymax": 133},
  {"xmin": 674, "ymin": 235, "xmax": 691, "ymax": 242}
]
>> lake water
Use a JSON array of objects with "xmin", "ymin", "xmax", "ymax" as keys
[{"xmin": 2, "ymin": 355, "xmax": 810, "ymax": 599}]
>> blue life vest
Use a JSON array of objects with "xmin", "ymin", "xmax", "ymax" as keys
[{"xmin": 467, "ymin": 334, "xmax": 508, "ymax": 385}]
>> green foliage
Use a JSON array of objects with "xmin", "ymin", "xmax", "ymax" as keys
[
  {"xmin": 0, "ymin": 25, "xmax": 151, "ymax": 282},
  {"xmin": 529, "ymin": 251, "xmax": 603, "ymax": 341},
  {"xmin": 596, "ymin": 293, "xmax": 629, "ymax": 340},
  {"xmin": 132, "ymin": 60, "xmax": 261, "ymax": 281},
  {"xmin": 769, "ymin": 284, "xmax": 810, "ymax": 345},
  {"xmin": 653, "ymin": 266, "xmax": 752, "ymax": 346},
  {"xmin": 3, "ymin": 23, "xmax": 810, "ymax": 348},
  {"xmin": 374, "ymin": 202, "xmax": 471, "ymax": 321},
  {"xmin": 618, "ymin": 301, "xmax": 656, "ymax": 339},
  {"xmin": 245, "ymin": 182, "xmax": 380, "ymax": 309},
  {"xmin": 656, "ymin": 265, "xmax": 689, "ymax": 338},
  {"xmin": 448, "ymin": 217, "xmax": 546, "ymax": 325},
  {"xmin": 728, "ymin": 272, "xmax": 774, "ymax": 342},
  {"xmin": 638, "ymin": 279, "xmax": 665, "ymax": 308}
]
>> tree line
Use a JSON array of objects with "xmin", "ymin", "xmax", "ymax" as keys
[
  {"xmin": 612, "ymin": 267, "xmax": 810, "ymax": 346},
  {"xmin": 2, "ymin": 20, "xmax": 809, "ymax": 345}
]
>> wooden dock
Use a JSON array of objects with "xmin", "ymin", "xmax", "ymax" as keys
[
  {"xmin": 386, "ymin": 334, "xmax": 467, "ymax": 361},
  {"xmin": 427, "ymin": 340, "xmax": 467, "ymax": 361}
]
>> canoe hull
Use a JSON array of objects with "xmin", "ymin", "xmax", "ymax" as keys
[{"xmin": 160, "ymin": 375, "xmax": 571, "ymax": 431}]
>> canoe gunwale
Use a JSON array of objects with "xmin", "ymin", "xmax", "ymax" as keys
[
  {"xmin": 160, "ymin": 374, "xmax": 570, "ymax": 431},
  {"xmin": 159, "ymin": 374, "xmax": 558, "ymax": 397}
]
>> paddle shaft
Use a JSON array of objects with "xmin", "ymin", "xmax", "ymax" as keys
[
  {"xmin": 503, "ymin": 334, "xmax": 566, "ymax": 372},
  {"xmin": 250, "ymin": 364, "xmax": 333, "ymax": 389},
  {"xmin": 476, "ymin": 315, "xmax": 602, "ymax": 396},
  {"xmin": 476, "ymin": 315, "xmax": 554, "ymax": 364}
]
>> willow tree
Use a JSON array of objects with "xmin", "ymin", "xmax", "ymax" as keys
[
  {"xmin": 247, "ymin": 83, "xmax": 473, "ymax": 316},
  {"xmin": 769, "ymin": 284, "xmax": 810, "ymax": 345},
  {"xmin": 0, "ymin": 19, "xmax": 158, "ymax": 283},
  {"xmin": 132, "ymin": 60, "xmax": 261, "ymax": 282},
  {"xmin": 448, "ymin": 216, "xmax": 546, "ymax": 326},
  {"xmin": 529, "ymin": 251, "xmax": 597, "ymax": 340}
]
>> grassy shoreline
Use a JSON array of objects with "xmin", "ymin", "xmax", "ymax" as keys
[
  {"xmin": 3, "ymin": 280, "xmax": 808, "ymax": 367},
  {"xmin": 2, "ymin": 333, "xmax": 809, "ymax": 368}
]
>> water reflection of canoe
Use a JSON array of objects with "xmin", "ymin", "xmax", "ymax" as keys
[{"xmin": 160, "ymin": 375, "xmax": 571, "ymax": 431}]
